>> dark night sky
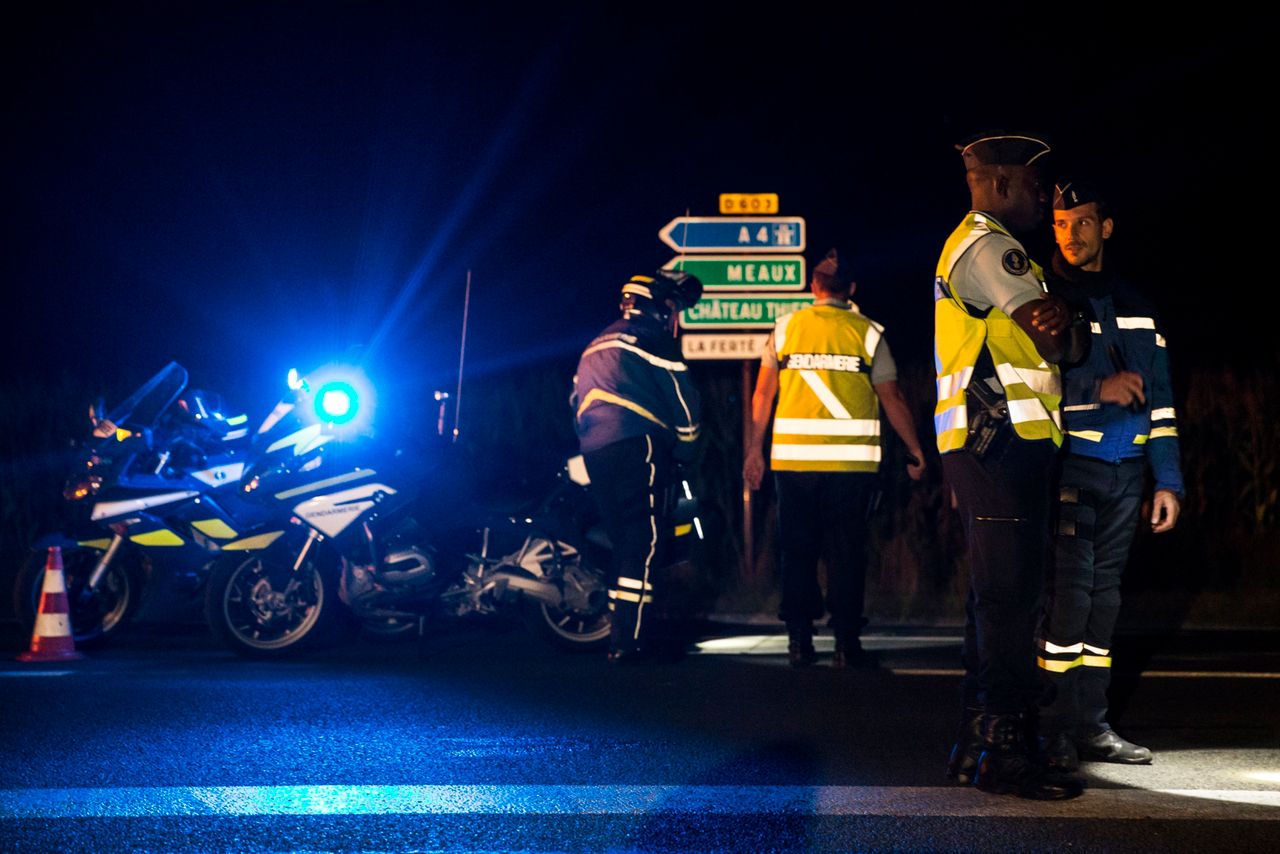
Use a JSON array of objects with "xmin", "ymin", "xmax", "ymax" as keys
[{"xmin": 3, "ymin": 4, "xmax": 1266, "ymax": 416}]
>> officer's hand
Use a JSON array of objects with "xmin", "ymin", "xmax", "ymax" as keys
[
  {"xmin": 1099, "ymin": 371, "xmax": 1146, "ymax": 408},
  {"xmin": 905, "ymin": 451, "xmax": 926, "ymax": 482},
  {"xmin": 743, "ymin": 448, "xmax": 766, "ymax": 491},
  {"xmin": 1030, "ymin": 294, "xmax": 1071, "ymax": 335},
  {"xmin": 1151, "ymin": 489, "xmax": 1181, "ymax": 533}
]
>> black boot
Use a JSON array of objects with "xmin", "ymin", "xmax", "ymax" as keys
[
  {"xmin": 1077, "ymin": 727, "xmax": 1153, "ymax": 765},
  {"xmin": 1041, "ymin": 731, "xmax": 1080, "ymax": 772},
  {"xmin": 975, "ymin": 713, "xmax": 1085, "ymax": 800},
  {"xmin": 946, "ymin": 706, "xmax": 984, "ymax": 784},
  {"xmin": 787, "ymin": 622, "xmax": 816, "ymax": 667}
]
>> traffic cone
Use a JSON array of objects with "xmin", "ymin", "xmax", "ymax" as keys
[{"xmin": 18, "ymin": 546, "xmax": 84, "ymax": 662}]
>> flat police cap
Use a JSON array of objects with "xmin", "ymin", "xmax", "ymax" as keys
[
  {"xmin": 1053, "ymin": 179, "xmax": 1105, "ymax": 211},
  {"xmin": 813, "ymin": 247, "xmax": 855, "ymax": 288},
  {"xmin": 956, "ymin": 132, "xmax": 1051, "ymax": 169}
]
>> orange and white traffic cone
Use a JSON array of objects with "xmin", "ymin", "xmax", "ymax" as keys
[{"xmin": 17, "ymin": 546, "xmax": 84, "ymax": 662}]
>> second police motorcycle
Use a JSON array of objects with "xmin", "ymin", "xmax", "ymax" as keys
[{"xmin": 14, "ymin": 362, "xmax": 262, "ymax": 645}]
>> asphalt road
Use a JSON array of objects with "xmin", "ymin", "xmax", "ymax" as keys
[{"xmin": 1, "ymin": 620, "xmax": 1278, "ymax": 852}]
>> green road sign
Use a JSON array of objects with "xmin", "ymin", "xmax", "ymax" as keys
[
  {"xmin": 679, "ymin": 293, "xmax": 815, "ymax": 330},
  {"xmin": 664, "ymin": 255, "xmax": 806, "ymax": 291}
]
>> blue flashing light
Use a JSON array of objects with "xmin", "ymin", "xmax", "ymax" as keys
[
  {"xmin": 315, "ymin": 381, "xmax": 359, "ymax": 425},
  {"xmin": 321, "ymin": 389, "xmax": 351, "ymax": 417}
]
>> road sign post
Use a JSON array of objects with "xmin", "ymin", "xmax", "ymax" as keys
[{"xmin": 659, "ymin": 201, "xmax": 809, "ymax": 587}]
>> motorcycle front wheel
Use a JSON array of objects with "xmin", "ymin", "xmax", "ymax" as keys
[
  {"xmin": 14, "ymin": 544, "xmax": 143, "ymax": 648},
  {"xmin": 204, "ymin": 547, "xmax": 342, "ymax": 658},
  {"xmin": 519, "ymin": 544, "xmax": 611, "ymax": 652}
]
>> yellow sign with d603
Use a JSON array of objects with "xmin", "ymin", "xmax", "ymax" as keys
[{"xmin": 718, "ymin": 193, "xmax": 779, "ymax": 215}]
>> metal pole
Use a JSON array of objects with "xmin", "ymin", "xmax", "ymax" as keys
[
  {"xmin": 741, "ymin": 359, "xmax": 754, "ymax": 581},
  {"xmin": 453, "ymin": 270, "xmax": 471, "ymax": 442}
]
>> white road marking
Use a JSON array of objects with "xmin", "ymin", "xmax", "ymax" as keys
[
  {"xmin": 1, "ymin": 784, "xmax": 1277, "ymax": 819},
  {"xmin": 889, "ymin": 669, "xmax": 1280, "ymax": 679},
  {"xmin": 1135, "ymin": 671, "xmax": 1280, "ymax": 679},
  {"xmin": 0, "ymin": 671, "xmax": 73, "ymax": 678},
  {"xmin": 692, "ymin": 635, "xmax": 1280, "ymax": 678}
]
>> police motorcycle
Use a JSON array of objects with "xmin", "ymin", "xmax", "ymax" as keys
[
  {"xmin": 13, "ymin": 362, "xmax": 265, "ymax": 646},
  {"xmin": 202, "ymin": 365, "xmax": 613, "ymax": 657}
]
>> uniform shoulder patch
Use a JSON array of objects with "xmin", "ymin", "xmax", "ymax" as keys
[{"xmin": 1001, "ymin": 249, "xmax": 1030, "ymax": 276}]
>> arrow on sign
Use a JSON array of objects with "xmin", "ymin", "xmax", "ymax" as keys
[{"xmin": 659, "ymin": 217, "xmax": 806, "ymax": 253}]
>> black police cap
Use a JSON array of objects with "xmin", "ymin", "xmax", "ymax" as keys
[
  {"xmin": 813, "ymin": 248, "xmax": 855, "ymax": 289},
  {"xmin": 1053, "ymin": 179, "xmax": 1106, "ymax": 211}
]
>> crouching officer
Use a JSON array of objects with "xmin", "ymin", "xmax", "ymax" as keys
[{"xmin": 573, "ymin": 270, "xmax": 703, "ymax": 662}]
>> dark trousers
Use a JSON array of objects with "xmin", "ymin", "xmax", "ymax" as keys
[
  {"xmin": 1040, "ymin": 455, "xmax": 1145, "ymax": 735},
  {"xmin": 583, "ymin": 435, "xmax": 672, "ymax": 652},
  {"xmin": 943, "ymin": 441, "xmax": 1056, "ymax": 714},
  {"xmin": 774, "ymin": 470, "xmax": 877, "ymax": 641}
]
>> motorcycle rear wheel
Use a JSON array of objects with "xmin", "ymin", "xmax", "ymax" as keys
[
  {"xmin": 204, "ymin": 548, "xmax": 341, "ymax": 658},
  {"xmin": 519, "ymin": 548, "xmax": 611, "ymax": 652},
  {"xmin": 14, "ymin": 544, "xmax": 142, "ymax": 648}
]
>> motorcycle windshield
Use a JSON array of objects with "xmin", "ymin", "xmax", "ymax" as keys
[{"xmin": 104, "ymin": 362, "xmax": 189, "ymax": 431}]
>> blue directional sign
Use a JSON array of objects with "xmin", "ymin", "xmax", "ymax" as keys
[{"xmin": 659, "ymin": 216, "xmax": 806, "ymax": 253}]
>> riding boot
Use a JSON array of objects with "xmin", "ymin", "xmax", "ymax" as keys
[
  {"xmin": 975, "ymin": 713, "xmax": 1085, "ymax": 800},
  {"xmin": 946, "ymin": 705, "xmax": 984, "ymax": 784},
  {"xmin": 1077, "ymin": 726, "xmax": 1153, "ymax": 765},
  {"xmin": 1041, "ymin": 732, "xmax": 1080, "ymax": 772}
]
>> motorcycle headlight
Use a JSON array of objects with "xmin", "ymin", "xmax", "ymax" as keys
[{"xmin": 64, "ymin": 475, "xmax": 103, "ymax": 501}]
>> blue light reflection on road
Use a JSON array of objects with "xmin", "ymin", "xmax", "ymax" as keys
[{"xmin": 3, "ymin": 784, "xmax": 1279, "ymax": 819}]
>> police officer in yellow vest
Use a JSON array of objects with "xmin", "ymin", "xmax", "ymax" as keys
[
  {"xmin": 745, "ymin": 248, "xmax": 925, "ymax": 668},
  {"xmin": 935, "ymin": 133, "xmax": 1087, "ymax": 800}
]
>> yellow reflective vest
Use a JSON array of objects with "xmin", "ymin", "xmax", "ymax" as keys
[
  {"xmin": 771, "ymin": 303, "xmax": 882, "ymax": 473},
  {"xmin": 934, "ymin": 213, "xmax": 1063, "ymax": 454}
]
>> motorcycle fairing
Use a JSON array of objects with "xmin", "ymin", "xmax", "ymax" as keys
[
  {"xmin": 131, "ymin": 529, "xmax": 185, "ymax": 547},
  {"xmin": 293, "ymin": 482, "xmax": 399, "ymax": 538},
  {"xmin": 91, "ymin": 491, "xmax": 200, "ymax": 521},
  {"xmin": 272, "ymin": 469, "xmax": 376, "ymax": 502},
  {"xmin": 221, "ymin": 530, "xmax": 287, "ymax": 551},
  {"xmin": 265, "ymin": 424, "xmax": 334, "ymax": 456},
  {"xmin": 191, "ymin": 462, "xmax": 245, "ymax": 488},
  {"xmin": 191, "ymin": 519, "xmax": 239, "ymax": 539},
  {"xmin": 110, "ymin": 510, "xmax": 193, "ymax": 549}
]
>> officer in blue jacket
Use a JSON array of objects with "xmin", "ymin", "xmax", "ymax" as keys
[
  {"xmin": 574, "ymin": 270, "xmax": 703, "ymax": 662},
  {"xmin": 1038, "ymin": 180, "xmax": 1184, "ymax": 768}
]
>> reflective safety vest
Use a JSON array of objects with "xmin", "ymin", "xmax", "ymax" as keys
[
  {"xmin": 933, "ymin": 213, "xmax": 1063, "ymax": 454},
  {"xmin": 771, "ymin": 303, "xmax": 882, "ymax": 473}
]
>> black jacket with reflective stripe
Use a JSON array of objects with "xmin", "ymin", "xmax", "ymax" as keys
[{"xmin": 573, "ymin": 316, "xmax": 701, "ymax": 459}]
